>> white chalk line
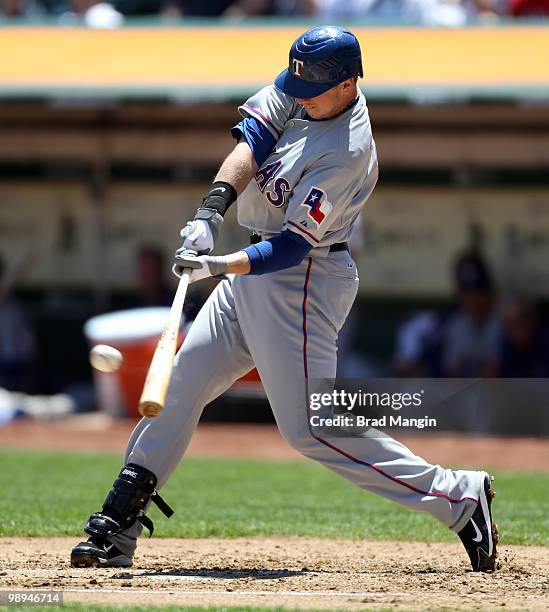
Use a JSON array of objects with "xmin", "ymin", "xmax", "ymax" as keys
[
  {"xmin": 64, "ymin": 588, "xmax": 407, "ymax": 598},
  {"xmin": 147, "ymin": 575, "xmax": 225, "ymax": 582}
]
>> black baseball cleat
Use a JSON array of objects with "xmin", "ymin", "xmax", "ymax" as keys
[
  {"xmin": 70, "ymin": 537, "xmax": 133, "ymax": 568},
  {"xmin": 458, "ymin": 473, "xmax": 499, "ymax": 572}
]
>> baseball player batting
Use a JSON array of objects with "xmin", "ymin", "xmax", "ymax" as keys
[{"xmin": 71, "ymin": 26, "xmax": 498, "ymax": 573}]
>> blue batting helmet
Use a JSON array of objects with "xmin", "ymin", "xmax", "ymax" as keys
[{"xmin": 274, "ymin": 26, "xmax": 363, "ymax": 99}]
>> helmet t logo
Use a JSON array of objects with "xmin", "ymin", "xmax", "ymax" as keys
[{"xmin": 292, "ymin": 59, "xmax": 304, "ymax": 77}]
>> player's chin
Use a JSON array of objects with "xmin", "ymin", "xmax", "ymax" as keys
[{"xmin": 304, "ymin": 107, "xmax": 319, "ymax": 118}]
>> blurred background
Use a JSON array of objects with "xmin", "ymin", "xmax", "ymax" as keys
[{"xmin": 0, "ymin": 7, "xmax": 548, "ymax": 434}]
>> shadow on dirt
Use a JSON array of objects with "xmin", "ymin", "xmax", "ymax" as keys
[{"xmin": 115, "ymin": 567, "xmax": 308, "ymax": 580}]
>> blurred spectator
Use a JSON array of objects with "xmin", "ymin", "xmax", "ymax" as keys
[
  {"xmin": 136, "ymin": 246, "xmax": 173, "ymax": 307},
  {"xmin": 394, "ymin": 250, "xmax": 503, "ymax": 378},
  {"xmin": 315, "ymin": 0, "xmax": 507, "ymax": 25},
  {"xmin": 224, "ymin": 0, "xmax": 274, "ymax": 15},
  {"xmin": 314, "ymin": 0, "xmax": 369, "ymax": 18},
  {"xmin": 463, "ymin": 0, "xmax": 507, "ymax": 19},
  {"xmin": 134, "ymin": 245, "xmax": 206, "ymax": 323},
  {"xmin": 273, "ymin": 0, "xmax": 316, "ymax": 14},
  {"xmin": 441, "ymin": 251, "xmax": 502, "ymax": 377},
  {"xmin": 162, "ymin": 0, "xmax": 317, "ymax": 17},
  {"xmin": 162, "ymin": 0, "xmax": 274, "ymax": 18},
  {"xmin": 60, "ymin": 0, "xmax": 123, "ymax": 27},
  {"xmin": 394, "ymin": 310, "xmax": 447, "ymax": 377},
  {"xmin": 510, "ymin": 0, "xmax": 549, "ymax": 16},
  {"xmin": 2, "ymin": 0, "xmax": 541, "ymax": 20},
  {"xmin": 0, "ymin": 255, "xmax": 36, "ymax": 392},
  {"xmin": 316, "ymin": 0, "xmax": 468, "ymax": 26},
  {"xmin": 0, "ymin": 0, "xmax": 22, "ymax": 14},
  {"xmin": 0, "ymin": 0, "xmax": 43, "ymax": 16},
  {"xmin": 3, "ymin": 0, "xmax": 545, "ymax": 19},
  {"xmin": 162, "ymin": 0, "xmax": 237, "ymax": 17},
  {"xmin": 494, "ymin": 297, "xmax": 549, "ymax": 377}
]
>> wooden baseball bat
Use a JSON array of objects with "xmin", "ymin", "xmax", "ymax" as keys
[{"xmin": 138, "ymin": 272, "xmax": 189, "ymax": 418}]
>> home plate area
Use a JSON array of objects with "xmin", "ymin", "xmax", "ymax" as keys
[{"xmin": 1, "ymin": 537, "xmax": 548, "ymax": 610}]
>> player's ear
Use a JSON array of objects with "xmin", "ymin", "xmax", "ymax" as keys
[{"xmin": 341, "ymin": 78, "xmax": 354, "ymax": 92}]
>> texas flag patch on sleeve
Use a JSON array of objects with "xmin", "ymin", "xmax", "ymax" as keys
[{"xmin": 300, "ymin": 186, "xmax": 333, "ymax": 228}]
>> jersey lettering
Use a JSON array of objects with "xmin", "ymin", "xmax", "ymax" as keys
[
  {"xmin": 301, "ymin": 186, "xmax": 332, "ymax": 227},
  {"xmin": 237, "ymin": 87, "xmax": 376, "ymax": 245},
  {"xmin": 266, "ymin": 177, "xmax": 291, "ymax": 208},
  {"xmin": 255, "ymin": 160, "xmax": 282, "ymax": 193}
]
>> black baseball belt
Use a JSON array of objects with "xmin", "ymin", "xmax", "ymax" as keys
[{"xmin": 250, "ymin": 234, "xmax": 348, "ymax": 253}]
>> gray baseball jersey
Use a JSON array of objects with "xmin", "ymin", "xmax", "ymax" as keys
[
  {"xmin": 237, "ymin": 85, "xmax": 379, "ymax": 252},
  {"xmin": 109, "ymin": 85, "xmax": 486, "ymax": 558}
]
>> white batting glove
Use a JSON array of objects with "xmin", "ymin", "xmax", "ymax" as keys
[
  {"xmin": 172, "ymin": 250, "xmax": 228, "ymax": 284},
  {"xmin": 177, "ymin": 219, "xmax": 215, "ymax": 255}
]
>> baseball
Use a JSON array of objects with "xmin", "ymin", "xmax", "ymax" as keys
[{"xmin": 89, "ymin": 344, "xmax": 123, "ymax": 373}]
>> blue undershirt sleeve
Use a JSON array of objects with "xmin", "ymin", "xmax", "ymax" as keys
[
  {"xmin": 231, "ymin": 117, "xmax": 277, "ymax": 168},
  {"xmin": 242, "ymin": 230, "xmax": 312, "ymax": 276}
]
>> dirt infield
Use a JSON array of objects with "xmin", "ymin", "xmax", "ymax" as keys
[
  {"xmin": 1, "ymin": 414, "xmax": 548, "ymax": 470},
  {"xmin": 1, "ymin": 536, "xmax": 547, "ymax": 610},
  {"xmin": 2, "ymin": 418, "xmax": 548, "ymax": 609}
]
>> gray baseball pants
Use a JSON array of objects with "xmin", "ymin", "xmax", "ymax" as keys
[{"xmin": 111, "ymin": 251, "xmax": 483, "ymax": 556}]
